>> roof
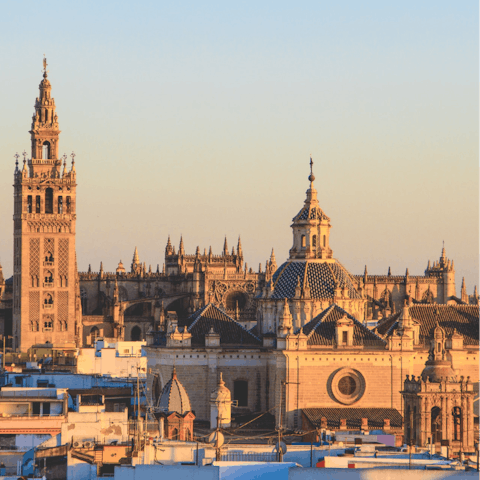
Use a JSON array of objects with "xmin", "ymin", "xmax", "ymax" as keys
[
  {"xmin": 375, "ymin": 311, "xmax": 401, "ymax": 336},
  {"xmin": 270, "ymin": 261, "xmax": 361, "ymax": 300},
  {"xmin": 302, "ymin": 408, "xmax": 403, "ymax": 429},
  {"xmin": 294, "ymin": 205, "xmax": 330, "ymax": 223},
  {"xmin": 298, "ymin": 304, "xmax": 386, "ymax": 347},
  {"xmin": 183, "ymin": 304, "xmax": 261, "ymax": 346},
  {"xmin": 158, "ymin": 369, "xmax": 191, "ymax": 414},
  {"xmin": 383, "ymin": 305, "xmax": 479, "ymax": 345}
]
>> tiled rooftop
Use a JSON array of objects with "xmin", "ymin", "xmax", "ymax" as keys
[
  {"xmin": 298, "ymin": 304, "xmax": 386, "ymax": 347},
  {"xmin": 303, "ymin": 407, "xmax": 403, "ymax": 429},
  {"xmin": 381, "ymin": 305, "xmax": 479, "ymax": 345},
  {"xmin": 270, "ymin": 261, "xmax": 361, "ymax": 300},
  {"xmin": 184, "ymin": 304, "xmax": 262, "ymax": 347}
]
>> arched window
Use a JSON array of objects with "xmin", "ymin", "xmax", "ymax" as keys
[
  {"xmin": 80, "ymin": 288, "xmax": 88, "ymax": 314},
  {"xmin": 301, "ymin": 235, "xmax": 306, "ymax": 248},
  {"xmin": 27, "ymin": 196, "xmax": 32, "ymax": 213},
  {"xmin": 45, "ymin": 188, "xmax": 54, "ymax": 214},
  {"xmin": 323, "ymin": 235, "xmax": 326, "ymax": 247},
  {"xmin": 44, "ymin": 294, "xmax": 53, "ymax": 305},
  {"xmin": 131, "ymin": 326, "xmax": 142, "ymax": 341},
  {"xmin": 431, "ymin": 407, "xmax": 441, "ymax": 444},
  {"xmin": 36, "ymin": 195, "xmax": 41, "ymax": 213},
  {"xmin": 58, "ymin": 196, "xmax": 63, "ymax": 214},
  {"xmin": 44, "ymin": 271, "xmax": 53, "ymax": 285},
  {"xmin": 225, "ymin": 291, "xmax": 247, "ymax": 311},
  {"xmin": 452, "ymin": 407, "xmax": 462, "ymax": 441},
  {"xmin": 66, "ymin": 196, "xmax": 71, "ymax": 213},
  {"xmin": 171, "ymin": 428, "xmax": 179, "ymax": 440},
  {"xmin": 42, "ymin": 141, "xmax": 50, "ymax": 159},
  {"xmin": 312, "ymin": 235, "xmax": 317, "ymax": 247},
  {"xmin": 185, "ymin": 428, "xmax": 192, "ymax": 441},
  {"xmin": 90, "ymin": 326, "xmax": 100, "ymax": 343}
]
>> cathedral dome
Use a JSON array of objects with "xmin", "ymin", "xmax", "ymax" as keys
[
  {"xmin": 157, "ymin": 368, "xmax": 192, "ymax": 414},
  {"xmin": 421, "ymin": 360, "xmax": 456, "ymax": 383},
  {"xmin": 270, "ymin": 260, "xmax": 361, "ymax": 300}
]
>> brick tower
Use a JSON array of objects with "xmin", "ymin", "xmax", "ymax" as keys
[{"xmin": 12, "ymin": 59, "xmax": 79, "ymax": 351}]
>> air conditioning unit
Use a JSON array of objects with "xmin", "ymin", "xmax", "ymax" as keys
[
  {"xmin": 72, "ymin": 441, "xmax": 82, "ymax": 448},
  {"xmin": 84, "ymin": 441, "xmax": 94, "ymax": 448}
]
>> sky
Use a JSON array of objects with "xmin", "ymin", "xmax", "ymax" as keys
[{"xmin": 0, "ymin": 1, "xmax": 478, "ymax": 295}]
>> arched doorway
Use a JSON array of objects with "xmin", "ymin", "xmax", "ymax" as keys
[
  {"xmin": 131, "ymin": 326, "xmax": 142, "ymax": 341},
  {"xmin": 431, "ymin": 407, "xmax": 442, "ymax": 444},
  {"xmin": 171, "ymin": 428, "xmax": 179, "ymax": 440}
]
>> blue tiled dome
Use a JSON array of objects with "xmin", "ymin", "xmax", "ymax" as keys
[{"xmin": 270, "ymin": 260, "xmax": 361, "ymax": 300}]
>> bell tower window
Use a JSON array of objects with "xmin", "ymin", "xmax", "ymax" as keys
[
  {"xmin": 35, "ymin": 196, "xmax": 41, "ymax": 213},
  {"xmin": 323, "ymin": 235, "xmax": 326, "ymax": 247},
  {"xmin": 42, "ymin": 141, "xmax": 50, "ymax": 159},
  {"xmin": 58, "ymin": 196, "xmax": 63, "ymax": 214},
  {"xmin": 45, "ymin": 188, "xmax": 53, "ymax": 214},
  {"xmin": 27, "ymin": 196, "xmax": 32, "ymax": 213},
  {"xmin": 312, "ymin": 235, "xmax": 317, "ymax": 247},
  {"xmin": 301, "ymin": 235, "xmax": 306, "ymax": 248},
  {"xmin": 66, "ymin": 196, "xmax": 71, "ymax": 213}
]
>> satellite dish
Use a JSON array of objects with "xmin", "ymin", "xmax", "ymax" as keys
[
  {"xmin": 275, "ymin": 441, "xmax": 287, "ymax": 455},
  {"xmin": 208, "ymin": 431, "xmax": 224, "ymax": 448}
]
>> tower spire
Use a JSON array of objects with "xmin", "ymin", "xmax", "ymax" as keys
[
  {"xmin": 237, "ymin": 236, "xmax": 243, "ymax": 257},
  {"xmin": 223, "ymin": 236, "xmax": 228, "ymax": 256}
]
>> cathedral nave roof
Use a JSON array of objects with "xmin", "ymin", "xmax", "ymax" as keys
[
  {"xmin": 381, "ymin": 304, "xmax": 479, "ymax": 345},
  {"xmin": 183, "ymin": 304, "xmax": 262, "ymax": 347},
  {"xmin": 298, "ymin": 304, "xmax": 386, "ymax": 347}
]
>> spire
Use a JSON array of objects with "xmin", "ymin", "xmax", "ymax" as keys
[
  {"xmin": 132, "ymin": 246, "xmax": 139, "ymax": 264},
  {"xmin": 223, "ymin": 236, "xmax": 228, "ymax": 256},
  {"xmin": 231, "ymin": 246, "xmax": 235, "ymax": 256},
  {"xmin": 237, "ymin": 236, "xmax": 243, "ymax": 257},
  {"xmin": 364, "ymin": 265, "xmax": 368, "ymax": 276},
  {"xmin": 166, "ymin": 236, "xmax": 173, "ymax": 255},
  {"xmin": 388, "ymin": 266, "xmax": 391, "ymax": 276},
  {"xmin": 179, "ymin": 236, "xmax": 185, "ymax": 256},
  {"xmin": 156, "ymin": 264, "xmax": 160, "ymax": 273},
  {"xmin": 461, "ymin": 277, "xmax": 468, "ymax": 303},
  {"xmin": 195, "ymin": 246, "xmax": 200, "ymax": 257},
  {"xmin": 405, "ymin": 268, "xmax": 409, "ymax": 277},
  {"xmin": 88, "ymin": 264, "xmax": 91, "ymax": 273},
  {"xmin": 30, "ymin": 56, "xmax": 61, "ymax": 163}
]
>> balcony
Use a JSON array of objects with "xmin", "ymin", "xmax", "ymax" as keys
[
  {"xmin": 43, "ymin": 262, "xmax": 54, "ymax": 267},
  {"xmin": 43, "ymin": 283, "xmax": 54, "ymax": 288},
  {"xmin": 43, "ymin": 304, "xmax": 53, "ymax": 310}
]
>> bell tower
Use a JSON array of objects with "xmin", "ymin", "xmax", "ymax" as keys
[{"xmin": 12, "ymin": 59, "xmax": 80, "ymax": 351}]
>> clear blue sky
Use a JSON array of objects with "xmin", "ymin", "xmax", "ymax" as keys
[{"xmin": 0, "ymin": 1, "xmax": 478, "ymax": 293}]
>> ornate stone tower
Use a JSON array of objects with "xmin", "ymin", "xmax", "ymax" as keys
[{"xmin": 13, "ymin": 59, "xmax": 79, "ymax": 351}]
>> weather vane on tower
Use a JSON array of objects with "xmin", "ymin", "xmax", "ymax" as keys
[
  {"xmin": 308, "ymin": 155, "xmax": 315, "ymax": 183},
  {"xmin": 43, "ymin": 55, "xmax": 48, "ymax": 76}
]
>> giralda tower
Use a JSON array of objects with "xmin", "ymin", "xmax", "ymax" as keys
[{"xmin": 12, "ymin": 59, "xmax": 81, "ymax": 351}]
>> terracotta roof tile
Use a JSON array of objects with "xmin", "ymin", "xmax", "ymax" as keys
[
  {"xmin": 184, "ymin": 304, "xmax": 261, "ymax": 347},
  {"xmin": 384, "ymin": 305, "xmax": 479, "ymax": 345},
  {"xmin": 298, "ymin": 304, "xmax": 386, "ymax": 347},
  {"xmin": 303, "ymin": 407, "xmax": 402, "ymax": 429}
]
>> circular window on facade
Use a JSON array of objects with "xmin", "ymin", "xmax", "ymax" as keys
[{"xmin": 330, "ymin": 368, "xmax": 365, "ymax": 405}]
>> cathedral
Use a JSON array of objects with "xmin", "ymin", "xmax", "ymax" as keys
[{"xmin": 2, "ymin": 62, "xmax": 479, "ymax": 449}]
